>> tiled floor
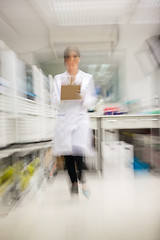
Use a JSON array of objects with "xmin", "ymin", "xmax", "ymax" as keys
[{"xmin": 1, "ymin": 168, "xmax": 160, "ymax": 240}]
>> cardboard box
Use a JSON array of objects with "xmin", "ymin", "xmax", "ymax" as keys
[
  {"xmin": 44, "ymin": 147, "xmax": 53, "ymax": 168},
  {"xmin": 61, "ymin": 85, "xmax": 81, "ymax": 100},
  {"xmin": 56, "ymin": 156, "xmax": 65, "ymax": 170}
]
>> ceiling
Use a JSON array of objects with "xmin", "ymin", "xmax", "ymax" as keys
[
  {"xmin": 0, "ymin": 0, "xmax": 159, "ymax": 61},
  {"xmin": 0, "ymin": 0, "xmax": 159, "ymax": 81}
]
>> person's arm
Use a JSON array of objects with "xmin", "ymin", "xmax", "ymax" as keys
[
  {"xmin": 51, "ymin": 76, "xmax": 61, "ymax": 108},
  {"xmin": 82, "ymin": 76, "xmax": 97, "ymax": 109}
]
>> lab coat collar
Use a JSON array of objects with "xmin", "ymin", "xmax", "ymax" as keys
[
  {"xmin": 65, "ymin": 70, "xmax": 80, "ymax": 77},
  {"xmin": 65, "ymin": 70, "xmax": 81, "ymax": 85}
]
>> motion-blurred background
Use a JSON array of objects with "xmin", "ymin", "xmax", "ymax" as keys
[{"xmin": 0, "ymin": 1, "xmax": 160, "ymax": 240}]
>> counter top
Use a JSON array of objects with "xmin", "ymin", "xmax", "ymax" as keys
[{"xmin": 89, "ymin": 113, "xmax": 160, "ymax": 118}]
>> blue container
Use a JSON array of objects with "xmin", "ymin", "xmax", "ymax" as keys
[{"xmin": 133, "ymin": 157, "xmax": 150, "ymax": 172}]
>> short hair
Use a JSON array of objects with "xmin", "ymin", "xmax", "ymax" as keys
[{"xmin": 64, "ymin": 46, "xmax": 80, "ymax": 59}]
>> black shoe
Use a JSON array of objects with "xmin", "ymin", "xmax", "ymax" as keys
[{"xmin": 71, "ymin": 183, "xmax": 78, "ymax": 194}]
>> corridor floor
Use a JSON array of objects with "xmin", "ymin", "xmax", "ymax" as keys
[{"xmin": 0, "ymin": 168, "xmax": 160, "ymax": 240}]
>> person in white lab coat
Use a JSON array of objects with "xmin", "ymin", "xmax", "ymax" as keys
[{"xmin": 52, "ymin": 46, "xmax": 97, "ymax": 197}]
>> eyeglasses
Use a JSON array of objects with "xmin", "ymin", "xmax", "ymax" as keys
[{"xmin": 64, "ymin": 55, "xmax": 79, "ymax": 60}]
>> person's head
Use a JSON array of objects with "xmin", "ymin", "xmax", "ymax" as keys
[{"xmin": 64, "ymin": 46, "xmax": 80, "ymax": 74}]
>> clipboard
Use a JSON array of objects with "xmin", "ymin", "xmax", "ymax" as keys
[{"xmin": 61, "ymin": 85, "xmax": 81, "ymax": 100}]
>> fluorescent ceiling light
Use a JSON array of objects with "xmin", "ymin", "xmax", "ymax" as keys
[{"xmin": 50, "ymin": 0, "xmax": 160, "ymax": 25}]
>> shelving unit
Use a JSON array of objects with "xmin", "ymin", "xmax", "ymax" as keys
[
  {"xmin": 0, "ymin": 40, "xmax": 56, "ymax": 148},
  {"xmin": 0, "ymin": 141, "xmax": 56, "ymax": 215},
  {"xmin": 0, "ymin": 40, "xmax": 56, "ymax": 215}
]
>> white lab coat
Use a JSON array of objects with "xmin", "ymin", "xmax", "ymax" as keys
[{"xmin": 52, "ymin": 70, "xmax": 97, "ymax": 156}]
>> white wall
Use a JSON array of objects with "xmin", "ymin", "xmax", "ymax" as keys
[
  {"xmin": 18, "ymin": 52, "xmax": 40, "ymax": 67},
  {"xmin": 41, "ymin": 61, "xmax": 65, "ymax": 77},
  {"xmin": 116, "ymin": 24, "xmax": 160, "ymax": 104}
]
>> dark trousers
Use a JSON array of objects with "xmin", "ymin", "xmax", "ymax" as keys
[{"xmin": 64, "ymin": 155, "xmax": 84, "ymax": 184}]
